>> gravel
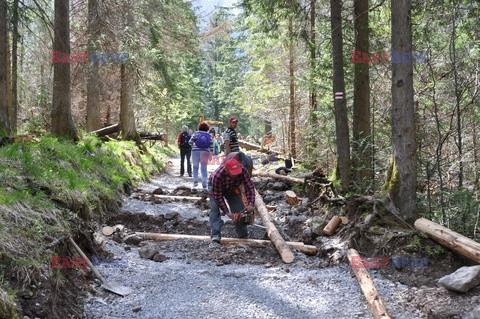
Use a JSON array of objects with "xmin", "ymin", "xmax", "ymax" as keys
[{"xmin": 83, "ymin": 159, "xmax": 422, "ymax": 319}]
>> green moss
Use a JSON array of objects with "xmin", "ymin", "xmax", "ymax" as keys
[{"xmin": 383, "ymin": 156, "xmax": 400, "ymax": 194}]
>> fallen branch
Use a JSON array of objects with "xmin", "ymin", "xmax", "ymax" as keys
[
  {"xmin": 253, "ymin": 171, "xmax": 304, "ymax": 184},
  {"xmin": 238, "ymin": 140, "xmax": 282, "ymax": 155},
  {"xmin": 347, "ymin": 249, "xmax": 392, "ymax": 319},
  {"xmin": 255, "ymin": 190, "xmax": 295, "ymax": 263},
  {"xmin": 414, "ymin": 218, "xmax": 480, "ymax": 264},
  {"xmin": 133, "ymin": 232, "xmax": 317, "ymax": 255}
]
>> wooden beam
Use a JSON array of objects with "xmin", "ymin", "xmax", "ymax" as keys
[
  {"xmin": 414, "ymin": 217, "xmax": 480, "ymax": 264},
  {"xmin": 255, "ymin": 189, "xmax": 295, "ymax": 263},
  {"xmin": 347, "ymin": 249, "xmax": 391, "ymax": 319},
  {"xmin": 253, "ymin": 171, "xmax": 304, "ymax": 184},
  {"xmin": 134, "ymin": 232, "xmax": 317, "ymax": 255},
  {"xmin": 89, "ymin": 123, "xmax": 120, "ymax": 136}
]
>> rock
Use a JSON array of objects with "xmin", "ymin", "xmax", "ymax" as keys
[
  {"xmin": 311, "ymin": 217, "xmax": 327, "ymax": 237},
  {"xmin": 152, "ymin": 188, "xmax": 164, "ymax": 195},
  {"xmin": 132, "ymin": 306, "xmax": 142, "ymax": 313},
  {"xmin": 112, "ymin": 233, "xmax": 122, "ymax": 244},
  {"xmin": 165, "ymin": 212, "xmax": 179, "ymax": 220},
  {"xmin": 124, "ymin": 246, "xmax": 131, "ymax": 251},
  {"xmin": 124, "ymin": 235, "xmax": 142, "ymax": 245},
  {"xmin": 287, "ymin": 215, "xmax": 307, "ymax": 225},
  {"xmin": 463, "ymin": 306, "xmax": 480, "ymax": 319},
  {"xmin": 101, "ymin": 226, "xmax": 114, "ymax": 236},
  {"xmin": 272, "ymin": 182, "xmax": 287, "ymax": 190},
  {"xmin": 302, "ymin": 228, "xmax": 312, "ymax": 241},
  {"xmin": 114, "ymin": 224, "xmax": 125, "ymax": 232},
  {"xmin": 438, "ymin": 265, "xmax": 480, "ymax": 293},
  {"xmin": 152, "ymin": 253, "xmax": 168, "ymax": 262},
  {"xmin": 138, "ymin": 246, "xmax": 158, "ymax": 260}
]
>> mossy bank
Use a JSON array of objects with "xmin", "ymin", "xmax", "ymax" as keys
[{"xmin": 0, "ymin": 135, "xmax": 175, "ymax": 318}]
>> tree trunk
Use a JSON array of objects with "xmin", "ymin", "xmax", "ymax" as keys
[
  {"xmin": 265, "ymin": 119, "xmax": 272, "ymax": 137},
  {"xmin": 451, "ymin": 2, "xmax": 463, "ymax": 188},
  {"xmin": 390, "ymin": 0, "xmax": 417, "ymax": 220},
  {"xmin": 288, "ymin": 18, "xmax": 296, "ymax": 159},
  {"xmin": 52, "ymin": 0, "xmax": 78, "ymax": 140},
  {"xmin": 86, "ymin": 0, "xmax": 101, "ymax": 132},
  {"xmin": 6, "ymin": 29, "xmax": 13, "ymax": 134},
  {"xmin": 11, "ymin": 0, "xmax": 18, "ymax": 134},
  {"xmin": 120, "ymin": 64, "xmax": 138, "ymax": 141},
  {"xmin": 0, "ymin": 0, "xmax": 9, "ymax": 134},
  {"xmin": 310, "ymin": 0, "xmax": 317, "ymax": 119},
  {"xmin": 352, "ymin": 0, "xmax": 371, "ymax": 190},
  {"xmin": 330, "ymin": 0, "xmax": 351, "ymax": 190}
]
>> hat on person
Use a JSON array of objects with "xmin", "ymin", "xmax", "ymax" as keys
[
  {"xmin": 229, "ymin": 116, "xmax": 238, "ymax": 123},
  {"xmin": 225, "ymin": 159, "xmax": 242, "ymax": 175}
]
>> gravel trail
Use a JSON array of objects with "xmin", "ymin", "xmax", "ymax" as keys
[{"xmin": 83, "ymin": 157, "xmax": 421, "ymax": 319}]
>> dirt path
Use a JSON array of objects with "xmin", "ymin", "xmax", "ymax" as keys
[{"xmin": 83, "ymin": 157, "xmax": 422, "ymax": 319}]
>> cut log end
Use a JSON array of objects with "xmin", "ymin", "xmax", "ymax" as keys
[{"xmin": 285, "ymin": 190, "xmax": 299, "ymax": 205}]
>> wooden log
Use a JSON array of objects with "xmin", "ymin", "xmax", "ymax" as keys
[
  {"xmin": 0, "ymin": 134, "xmax": 35, "ymax": 146},
  {"xmin": 323, "ymin": 216, "xmax": 342, "ymax": 236},
  {"xmin": 153, "ymin": 194, "xmax": 204, "ymax": 201},
  {"xmin": 253, "ymin": 171, "xmax": 304, "ymax": 184},
  {"xmin": 89, "ymin": 124, "xmax": 120, "ymax": 137},
  {"xmin": 238, "ymin": 140, "xmax": 282, "ymax": 155},
  {"xmin": 414, "ymin": 217, "xmax": 480, "ymax": 264},
  {"xmin": 255, "ymin": 189, "xmax": 295, "ymax": 263},
  {"xmin": 285, "ymin": 190, "xmax": 299, "ymax": 205},
  {"xmin": 134, "ymin": 232, "xmax": 317, "ymax": 255},
  {"xmin": 347, "ymin": 249, "xmax": 391, "ymax": 319},
  {"xmin": 139, "ymin": 132, "xmax": 167, "ymax": 141}
]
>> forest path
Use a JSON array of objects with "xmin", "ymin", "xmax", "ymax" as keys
[{"xmin": 82, "ymin": 156, "xmax": 420, "ymax": 319}]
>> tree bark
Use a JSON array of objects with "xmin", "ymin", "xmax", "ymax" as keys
[
  {"xmin": 119, "ymin": 5, "xmax": 138, "ymax": 142},
  {"xmin": 0, "ymin": 0, "xmax": 9, "ymax": 134},
  {"xmin": 120, "ymin": 64, "xmax": 138, "ymax": 141},
  {"xmin": 288, "ymin": 18, "xmax": 296, "ymax": 159},
  {"xmin": 390, "ymin": 0, "xmax": 417, "ymax": 219},
  {"xmin": 414, "ymin": 218, "xmax": 480, "ymax": 264},
  {"xmin": 11, "ymin": 0, "xmax": 18, "ymax": 134},
  {"xmin": 52, "ymin": 0, "xmax": 78, "ymax": 140},
  {"xmin": 330, "ymin": 0, "xmax": 351, "ymax": 190},
  {"xmin": 86, "ymin": 0, "xmax": 101, "ymax": 132},
  {"xmin": 352, "ymin": 0, "xmax": 371, "ymax": 190}
]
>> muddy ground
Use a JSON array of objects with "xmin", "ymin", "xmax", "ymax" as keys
[{"xmin": 81, "ymin": 157, "xmax": 479, "ymax": 319}]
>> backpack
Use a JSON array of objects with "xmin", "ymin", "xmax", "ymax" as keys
[
  {"xmin": 180, "ymin": 132, "xmax": 191, "ymax": 148},
  {"xmin": 195, "ymin": 131, "xmax": 211, "ymax": 148}
]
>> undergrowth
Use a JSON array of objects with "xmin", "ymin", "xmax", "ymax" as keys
[{"xmin": 0, "ymin": 135, "xmax": 174, "ymax": 318}]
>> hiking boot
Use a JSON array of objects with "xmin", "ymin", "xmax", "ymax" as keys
[{"xmin": 211, "ymin": 235, "xmax": 221, "ymax": 243}]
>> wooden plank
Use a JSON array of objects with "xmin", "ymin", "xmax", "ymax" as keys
[{"xmin": 347, "ymin": 249, "xmax": 391, "ymax": 319}]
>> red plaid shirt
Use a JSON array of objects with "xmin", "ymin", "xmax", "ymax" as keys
[{"xmin": 209, "ymin": 165, "xmax": 255, "ymax": 215}]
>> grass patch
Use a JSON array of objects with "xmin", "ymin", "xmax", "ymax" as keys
[{"xmin": 0, "ymin": 135, "xmax": 171, "ymax": 316}]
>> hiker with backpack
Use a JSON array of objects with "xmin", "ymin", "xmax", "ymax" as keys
[
  {"xmin": 189, "ymin": 121, "xmax": 212, "ymax": 189},
  {"xmin": 177, "ymin": 125, "xmax": 192, "ymax": 177}
]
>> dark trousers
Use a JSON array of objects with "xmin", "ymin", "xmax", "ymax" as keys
[
  {"xmin": 208, "ymin": 183, "xmax": 248, "ymax": 239},
  {"xmin": 180, "ymin": 148, "xmax": 192, "ymax": 176}
]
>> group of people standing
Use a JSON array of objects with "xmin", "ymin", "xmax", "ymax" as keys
[{"xmin": 177, "ymin": 116, "xmax": 255, "ymax": 243}]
